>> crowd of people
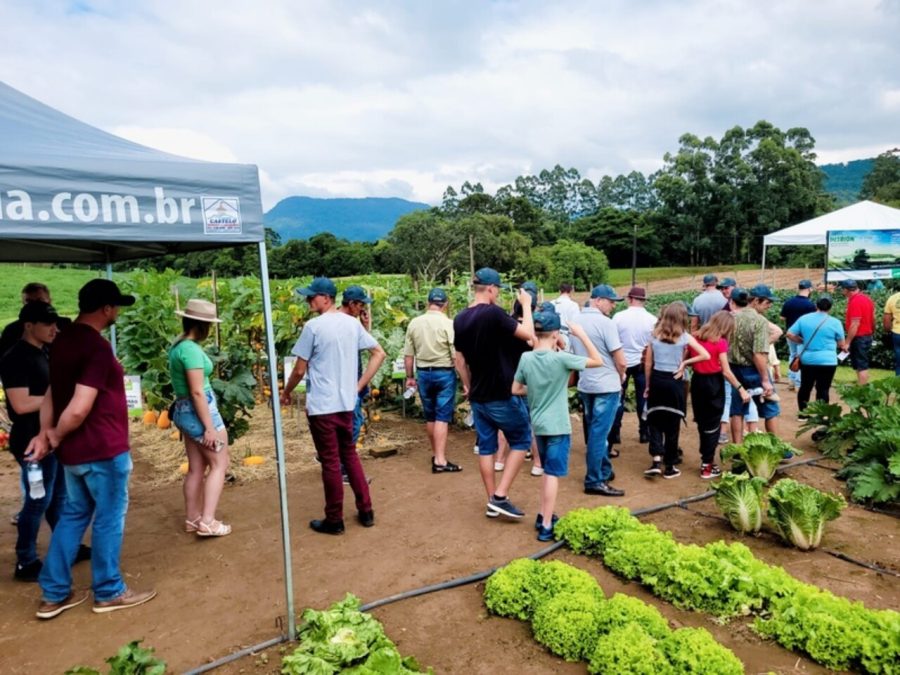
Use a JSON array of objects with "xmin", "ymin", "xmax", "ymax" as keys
[{"xmin": 2, "ymin": 270, "xmax": 898, "ymax": 619}]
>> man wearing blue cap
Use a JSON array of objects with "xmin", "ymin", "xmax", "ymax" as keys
[
  {"xmin": 281, "ymin": 277, "xmax": 386, "ymax": 535},
  {"xmin": 571, "ymin": 284, "xmax": 626, "ymax": 497},
  {"xmin": 404, "ymin": 288, "xmax": 461, "ymax": 473},
  {"xmin": 338, "ymin": 286, "xmax": 375, "ymax": 484},
  {"xmin": 454, "ymin": 268, "xmax": 535, "ymax": 519},
  {"xmin": 780, "ymin": 280, "xmax": 816, "ymax": 391},
  {"xmin": 716, "ymin": 277, "xmax": 737, "ymax": 312},
  {"xmin": 691, "ymin": 274, "xmax": 727, "ymax": 331},
  {"xmin": 727, "ymin": 285, "xmax": 781, "ymax": 442}
]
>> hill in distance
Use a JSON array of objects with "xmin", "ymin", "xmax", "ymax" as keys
[
  {"xmin": 265, "ymin": 196, "xmax": 430, "ymax": 242},
  {"xmin": 820, "ymin": 158, "xmax": 873, "ymax": 205}
]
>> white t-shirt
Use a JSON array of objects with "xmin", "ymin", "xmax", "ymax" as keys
[
  {"xmin": 613, "ymin": 306, "xmax": 658, "ymax": 368},
  {"xmin": 551, "ymin": 295, "xmax": 581, "ymax": 327},
  {"xmin": 292, "ymin": 311, "xmax": 378, "ymax": 415}
]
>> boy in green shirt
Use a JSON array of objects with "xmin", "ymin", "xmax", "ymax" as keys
[{"xmin": 513, "ymin": 311, "xmax": 604, "ymax": 541}]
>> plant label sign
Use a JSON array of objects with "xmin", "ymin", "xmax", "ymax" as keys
[
  {"xmin": 124, "ymin": 375, "xmax": 143, "ymax": 418},
  {"xmin": 283, "ymin": 356, "xmax": 306, "ymax": 392}
]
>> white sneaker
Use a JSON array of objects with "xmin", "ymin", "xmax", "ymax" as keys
[
  {"xmin": 494, "ymin": 461, "xmax": 505, "ymax": 471},
  {"xmin": 473, "ymin": 445, "xmax": 479, "ymax": 455},
  {"xmin": 531, "ymin": 466, "xmax": 544, "ymax": 477}
]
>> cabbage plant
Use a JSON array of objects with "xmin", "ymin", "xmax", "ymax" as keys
[
  {"xmin": 721, "ymin": 432, "xmax": 801, "ymax": 482},
  {"xmin": 712, "ymin": 472, "xmax": 767, "ymax": 534},
  {"xmin": 767, "ymin": 479, "xmax": 846, "ymax": 551}
]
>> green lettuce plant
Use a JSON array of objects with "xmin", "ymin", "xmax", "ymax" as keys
[
  {"xmin": 721, "ymin": 432, "xmax": 801, "ymax": 482},
  {"xmin": 712, "ymin": 472, "xmax": 767, "ymax": 534},
  {"xmin": 766, "ymin": 478, "xmax": 846, "ymax": 551}
]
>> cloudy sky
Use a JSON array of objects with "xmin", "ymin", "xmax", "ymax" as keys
[{"xmin": 2, "ymin": 0, "xmax": 899, "ymax": 208}]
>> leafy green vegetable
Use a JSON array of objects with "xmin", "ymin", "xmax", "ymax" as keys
[
  {"xmin": 553, "ymin": 505, "xmax": 644, "ymax": 554},
  {"xmin": 588, "ymin": 624, "xmax": 671, "ymax": 675},
  {"xmin": 766, "ymin": 478, "xmax": 846, "ymax": 550},
  {"xmin": 711, "ymin": 472, "xmax": 767, "ymax": 534},
  {"xmin": 594, "ymin": 593, "xmax": 670, "ymax": 640},
  {"xmin": 66, "ymin": 640, "xmax": 166, "ymax": 675},
  {"xmin": 482, "ymin": 558, "xmax": 541, "ymax": 620},
  {"xmin": 281, "ymin": 594, "xmax": 431, "ymax": 675},
  {"xmin": 658, "ymin": 628, "xmax": 744, "ymax": 675},
  {"xmin": 532, "ymin": 592, "xmax": 605, "ymax": 662},
  {"xmin": 721, "ymin": 432, "xmax": 800, "ymax": 481}
]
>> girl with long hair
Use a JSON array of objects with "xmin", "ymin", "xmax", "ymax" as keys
[
  {"xmin": 643, "ymin": 303, "xmax": 710, "ymax": 479},
  {"xmin": 168, "ymin": 299, "xmax": 231, "ymax": 537},
  {"xmin": 689, "ymin": 311, "xmax": 750, "ymax": 478}
]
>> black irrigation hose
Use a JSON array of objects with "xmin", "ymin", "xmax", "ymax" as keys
[{"xmin": 180, "ymin": 456, "xmax": 860, "ymax": 673}]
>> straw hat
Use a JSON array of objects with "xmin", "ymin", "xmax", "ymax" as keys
[{"xmin": 175, "ymin": 299, "xmax": 221, "ymax": 323}]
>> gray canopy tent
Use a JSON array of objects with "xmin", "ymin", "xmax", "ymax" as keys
[{"xmin": 0, "ymin": 82, "xmax": 297, "ymax": 636}]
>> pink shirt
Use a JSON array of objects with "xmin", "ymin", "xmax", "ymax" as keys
[{"xmin": 690, "ymin": 338, "xmax": 727, "ymax": 375}]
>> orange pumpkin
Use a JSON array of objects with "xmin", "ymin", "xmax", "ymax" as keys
[
  {"xmin": 142, "ymin": 410, "xmax": 158, "ymax": 425},
  {"xmin": 156, "ymin": 410, "xmax": 171, "ymax": 429}
]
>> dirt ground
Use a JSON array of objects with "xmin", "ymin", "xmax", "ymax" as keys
[{"xmin": 0, "ymin": 382, "xmax": 897, "ymax": 674}]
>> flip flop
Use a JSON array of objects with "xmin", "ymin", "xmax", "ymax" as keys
[{"xmin": 609, "ymin": 448, "xmax": 620, "ymax": 458}]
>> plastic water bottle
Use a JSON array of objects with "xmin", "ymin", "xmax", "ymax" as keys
[
  {"xmin": 402, "ymin": 386, "xmax": 416, "ymax": 400},
  {"xmin": 27, "ymin": 462, "xmax": 45, "ymax": 500},
  {"xmin": 746, "ymin": 386, "xmax": 765, "ymax": 397}
]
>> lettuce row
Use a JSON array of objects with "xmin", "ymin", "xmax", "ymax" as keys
[
  {"xmin": 281, "ymin": 594, "xmax": 432, "ymax": 675},
  {"xmin": 555, "ymin": 506, "xmax": 900, "ymax": 674},
  {"xmin": 484, "ymin": 558, "xmax": 744, "ymax": 674}
]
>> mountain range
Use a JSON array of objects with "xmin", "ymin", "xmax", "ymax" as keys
[{"xmin": 264, "ymin": 159, "xmax": 875, "ymax": 243}]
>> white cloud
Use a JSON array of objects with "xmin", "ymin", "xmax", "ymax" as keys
[{"xmin": 1, "ymin": 0, "xmax": 898, "ymax": 208}]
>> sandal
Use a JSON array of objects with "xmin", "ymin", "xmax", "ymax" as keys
[
  {"xmin": 196, "ymin": 519, "xmax": 232, "ymax": 537},
  {"xmin": 184, "ymin": 517, "xmax": 201, "ymax": 533},
  {"xmin": 609, "ymin": 448, "xmax": 620, "ymax": 458}
]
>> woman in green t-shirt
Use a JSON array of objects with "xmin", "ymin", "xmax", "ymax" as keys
[{"xmin": 168, "ymin": 299, "xmax": 231, "ymax": 537}]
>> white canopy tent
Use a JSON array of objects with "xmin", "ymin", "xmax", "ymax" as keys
[
  {"xmin": 0, "ymin": 82, "xmax": 297, "ymax": 637},
  {"xmin": 761, "ymin": 200, "xmax": 900, "ymax": 271}
]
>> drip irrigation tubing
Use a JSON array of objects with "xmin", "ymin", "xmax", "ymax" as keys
[{"xmin": 181, "ymin": 455, "xmax": 842, "ymax": 673}]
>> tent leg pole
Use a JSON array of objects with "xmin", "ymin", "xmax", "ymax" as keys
[
  {"xmin": 760, "ymin": 244, "xmax": 767, "ymax": 284},
  {"xmin": 257, "ymin": 242, "xmax": 297, "ymax": 639},
  {"xmin": 106, "ymin": 260, "xmax": 117, "ymax": 356}
]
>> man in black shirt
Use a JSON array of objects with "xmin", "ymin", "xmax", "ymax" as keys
[
  {"xmin": 0, "ymin": 302, "xmax": 79, "ymax": 581},
  {"xmin": 0, "ymin": 282, "xmax": 51, "ymax": 358},
  {"xmin": 454, "ymin": 268, "xmax": 534, "ymax": 520},
  {"xmin": 780, "ymin": 280, "xmax": 816, "ymax": 391}
]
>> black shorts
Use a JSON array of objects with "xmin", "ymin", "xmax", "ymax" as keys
[{"xmin": 849, "ymin": 336, "xmax": 873, "ymax": 371}]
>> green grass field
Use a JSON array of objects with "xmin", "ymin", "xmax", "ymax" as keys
[
  {"xmin": 605, "ymin": 265, "xmax": 757, "ymax": 287},
  {"xmin": 832, "ymin": 366, "xmax": 894, "ymax": 384},
  {"xmin": 0, "ymin": 264, "xmax": 102, "ymax": 324}
]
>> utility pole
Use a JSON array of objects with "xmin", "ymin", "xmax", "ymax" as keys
[
  {"xmin": 630, "ymin": 218, "xmax": 638, "ymax": 287},
  {"xmin": 469, "ymin": 234, "xmax": 475, "ymax": 279}
]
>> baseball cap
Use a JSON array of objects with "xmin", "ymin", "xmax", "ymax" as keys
[
  {"xmin": 731, "ymin": 287, "xmax": 750, "ymax": 304},
  {"xmin": 590, "ymin": 284, "xmax": 623, "ymax": 301},
  {"xmin": 78, "ymin": 279, "xmax": 136, "ymax": 313},
  {"xmin": 521, "ymin": 280, "xmax": 539, "ymax": 294},
  {"xmin": 473, "ymin": 268, "xmax": 509, "ymax": 288},
  {"xmin": 427, "ymin": 288, "xmax": 449, "ymax": 304},
  {"xmin": 838, "ymin": 279, "xmax": 858, "ymax": 290},
  {"xmin": 19, "ymin": 301, "xmax": 60, "ymax": 324},
  {"xmin": 702, "ymin": 274, "xmax": 718, "ymax": 286},
  {"xmin": 296, "ymin": 277, "xmax": 338, "ymax": 298},
  {"xmin": 716, "ymin": 277, "xmax": 737, "ymax": 289},
  {"xmin": 798, "ymin": 279, "xmax": 813, "ymax": 289},
  {"xmin": 626, "ymin": 286, "xmax": 647, "ymax": 300},
  {"xmin": 749, "ymin": 284, "xmax": 778, "ymax": 302},
  {"xmin": 538, "ymin": 301, "xmax": 557, "ymax": 313},
  {"xmin": 533, "ymin": 310, "xmax": 561, "ymax": 332},
  {"xmin": 342, "ymin": 285, "xmax": 372, "ymax": 304}
]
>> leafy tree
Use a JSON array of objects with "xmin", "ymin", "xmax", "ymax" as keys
[
  {"xmin": 571, "ymin": 207, "xmax": 661, "ymax": 268},
  {"xmin": 860, "ymin": 148, "xmax": 900, "ymax": 205},
  {"xmin": 381, "ymin": 210, "xmax": 462, "ymax": 283},
  {"xmin": 520, "ymin": 240, "xmax": 608, "ymax": 291}
]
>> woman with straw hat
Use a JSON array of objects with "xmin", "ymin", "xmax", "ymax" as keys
[{"xmin": 168, "ymin": 299, "xmax": 231, "ymax": 537}]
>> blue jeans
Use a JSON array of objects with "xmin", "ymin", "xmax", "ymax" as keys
[
  {"xmin": 893, "ymin": 333, "xmax": 900, "ymax": 376},
  {"xmin": 729, "ymin": 365, "xmax": 780, "ymax": 420},
  {"xmin": 417, "ymin": 368, "xmax": 457, "ymax": 423},
  {"xmin": 39, "ymin": 452, "xmax": 132, "ymax": 602},
  {"xmin": 352, "ymin": 395, "xmax": 365, "ymax": 444},
  {"xmin": 787, "ymin": 340, "xmax": 802, "ymax": 387},
  {"xmin": 610, "ymin": 364, "xmax": 647, "ymax": 441},
  {"xmin": 580, "ymin": 391, "xmax": 620, "ymax": 487},
  {"xmin": 15, "ymin": 454, "xmax": 67, "ymax": 565}
]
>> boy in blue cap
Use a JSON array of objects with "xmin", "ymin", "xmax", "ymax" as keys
[{"xmin": 512, "ymin": 312, "xmax": 604, "ymax": 541}]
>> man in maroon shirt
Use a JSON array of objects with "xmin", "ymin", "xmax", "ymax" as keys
[
  {"xmin": 26, "ymin": 279, "xmax": 157, "ymax": 619},
  {"xmin": 840, "ymin": 280, "xmax": 876, "ymax": 385}
]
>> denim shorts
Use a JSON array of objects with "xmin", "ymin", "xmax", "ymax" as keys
[
  {"xmin": 849, "ymin": 336, "xmax": 872, "ymax": 371},
  {"xmin": 729, "ymin": 365, "xmax": 780, "ymax": 420},
  {"xmin": 471, "ymin": 397, "xmax": 532, "ymax": 455},
  {"xmin": 172, "ymin": 390, "xmax": 226, "ymax": 442},
  {"xmin": 536, "ymin": 434, "xmax": 570, "ymax": 477},
  {"xmin": 417, "ymin": 368, "xmax": 457, "ymax": 423}
]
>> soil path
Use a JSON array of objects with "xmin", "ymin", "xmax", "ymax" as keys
[{"xmin": 0, "ymin": 383, "xmax": 896, "ymax": 674}]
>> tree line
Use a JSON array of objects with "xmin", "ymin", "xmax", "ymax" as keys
[{"xmin": 124, "ymin": 123, "xmax": 900, "ymax": 288}]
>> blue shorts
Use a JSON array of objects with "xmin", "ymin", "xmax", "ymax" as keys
[
  {"xmin": 471, "ymin": 397, "xmax": 532, "ymax": 455},
  {"xmin": 536, "ymin": 434, "xmax": 570, "ymax": 477},
  {"xmin": 417, "ymin": 368, "xmax": 457, "ymax": 423},
  {"xmin": 849, "ymin": 336, "xmax": 872, "ymax": 371},
  {"xmin": 729, "ymin": 365, "xmax": 780, "ymax": 420},
  {"xmin": 172, "ymin": 390, "xmax": 226, "ymax": 442}
]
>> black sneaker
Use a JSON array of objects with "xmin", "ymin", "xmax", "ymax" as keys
[
  {"xmin": 75, "ymin": 545, "xmax": 92, "ymax": 564},
  {"xmin": 644, "ymin": 461, "xmax": 663, "ymax": 477},
  {"xmin": 639, "ymin": 431, "xmax": 650, "ymax": 444},
  {"xmin": 674, "ymin": 449, "xmax": 684, "ymax": 465},
  {"xmin": 14, "ymin": 559, "xmax": 42, "ymax": 582},
  {"xmin": 534, "ymin": 513, "xmax": 559, "ymax": 530},
  {"xmin": 357, "ymin": 510, "xmax": 375, "ymax": 527},
  {"xmin": 663, "ymin": 466, "xmax": 682, "ymax": 479},
  {"xmin": 309, "ymin": 519, "xmax": 345, "ymax": 535},
  {"xmin": 487, "ymin": 495, "xmax": 524, "ymax": 519}
]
